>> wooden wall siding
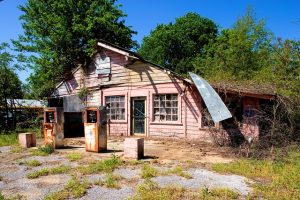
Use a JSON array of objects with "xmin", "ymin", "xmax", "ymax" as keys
[{"xmin": 52, "ymin": 47, "xmax": 212, "ymax": 140}]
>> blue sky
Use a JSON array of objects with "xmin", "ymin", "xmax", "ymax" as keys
[{"xmin": 0, "ymin": 0, "xmax": 299, "ymax": 83}]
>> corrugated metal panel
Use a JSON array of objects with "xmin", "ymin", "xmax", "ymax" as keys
[{"xmin": 189, "ymin": 72, "xmax": 232, "ymax": 123}]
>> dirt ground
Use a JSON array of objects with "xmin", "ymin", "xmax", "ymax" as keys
[
  {"xmin": 63, "ymin": 136, "xmax": 235, "ymax": 165},
  {"xmin": 0, "ymin": 137, "xmax": 249, "ymax": 200}
]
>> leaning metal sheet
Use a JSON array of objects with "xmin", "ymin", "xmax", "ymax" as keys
[{"xmin": 189, "ymin": 72, "xmax": 232, "ymax": 123}]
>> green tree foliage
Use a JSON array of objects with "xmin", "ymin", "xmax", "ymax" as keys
[
  {"xmin": 138, "ymin": 12, "xmax": 217, "ymax": 75},
  {"xmin": 0, "ymin": 43, "xmax": 23, "ymax": 131},
  {"xmin": 194, "ymin": 8, "xmax": 272, "ymax": 81},
  {"xmin": 14, "ymin": 0, "xmax": 137, "ymax": 98}
]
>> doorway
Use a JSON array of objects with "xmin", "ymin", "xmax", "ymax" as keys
[
  {"xmin": 64, "ymin": 112, "xmax": 84, "ymax": 138},
  {"xmin": 131, "ymin": 97, "xmax": 146, "ymax": 135}
]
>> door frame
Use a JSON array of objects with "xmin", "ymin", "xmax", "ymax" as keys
[{"xmin": 131, "ymin": 97, "xmax": 147, "ymax": 135}]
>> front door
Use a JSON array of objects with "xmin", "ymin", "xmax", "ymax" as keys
[{"xmin": 131, "ymin": 97, "xmax": 146, "ymax": 134}]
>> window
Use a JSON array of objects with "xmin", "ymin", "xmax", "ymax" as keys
[
  {"xmin": 105, "ymin": 96, "xmax": 125, "ymax": 120},
  {"xmin": 153, "ymin": 94, "xmax": 178, "ymax": 122}
]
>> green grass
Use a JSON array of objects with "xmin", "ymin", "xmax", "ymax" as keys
[
  {"xmin": 130, "ymin": 179, "xmax": 239, "ymax": 200},
  {"xmin": 93, "ymin": 173, "xmax": 123, "ymax": 189},
  {"xmin": 141, "ymin": 165, "xmax": 191, "ymax": 179},
  {"xmin": 141, "ymin": 164, "xmax": 159, "ymax": 179},
  {"xmin": 0, "ymin": 133, "xmax": 18, "ymax": 147},
  {"xmin": 212, "ymin": 146, "xmax": 300, "ymax": 200},
  {"xmin": 199, "ymin": 187, "xmax": 239, "ymax": 200},
  {"xmin": 10, "ymin": 146, "xmax": 25, "ymax": 153},
  {"xmin": 0, "ymin": 192, "xmax": 4, "ymax": 200},
  {"xmin": 129, "ymin": 179, "xmax": 187, "ymax": 200},
  {"xmin": 18, "ymin": 159, "xmax": 41, "ymax": 167},
  {"xmin": 27, "ymin": 165, "xmax": 71, "ymax": 179},
  {"xmin": 77, "ymin": 155, "xmax": 122, "ymax": 174},
  {"xmin": 165, "ymin": 166, "xmax": 192, "ymax": 179},
  {"xmin": 31, "ymin": 145, "xmax": 54, "ymax": 156},
  {"xmin": 66, "ymin": 152, "xmax": 82, "ymax": 162},
  {"xmin": 44, "ymin": 176, "xmax": 90, "ymax": 200}
]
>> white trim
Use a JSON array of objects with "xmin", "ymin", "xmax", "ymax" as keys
[{"xmin": 97, "ymin": 42, "xmax": 139, "ymax": 60}]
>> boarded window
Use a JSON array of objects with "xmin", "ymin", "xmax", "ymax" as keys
[
  {"xmin": 153, "ymin": 94, "xmax": 178, "ymax": 122},
  {"xmin": 105, "ymin": 96, "xmax": 125, "ymax": 120}
]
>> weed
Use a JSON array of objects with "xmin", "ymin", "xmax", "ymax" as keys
[
  {"xmin": 141, "ymin": 164, "xmax": 159, "ymax": 179},
  {"xmin": 0, "ymin": 132, "xmax": 18, "ymax": 147},
  {"xmin": 104, "ymin": 173, "xmax": 122, "ymax": 188},
  {"xmin": 18, "ymin": 160, "xmax": 41, "ymax": 167},
  {"xmin": 0, "ymin": 192, "xmax": 4, "ymax": 200},
  {"xmin": 130, "ymin": 179, "xmax": 187, "ymax": 200},
  {"xmin": 10, "ymin": 146, "xmax": 24, "ymax": 153},
  {"xmin": 77, "ymin": 155, "xmax": 122, "ymax": 174},
  {"xmin": 165, "ymin": 166, "xmax": 192, "ymax": 179},
  {"xmin": 212, "ymin": 147, "xmax": 300, "ymax": 199},
  {"xmin": 27, "ymin": 165, "xmax": 70, "ymax": 179},
  {"xmin": 199, "ymin": 187, "xmax": 239, "ymax": 200},
  {"xmin": 0, "ymin": 176, "xmax": 3, "ymax": 181},
  {"xmin": 125, "ymin": 160, "xmax": 143, "ymax": 166},
  {"xmin": 44, "ymin": 176, "xmax": 89, "ymax": 200},
  {"xmin": 66, "ymin": 152, "xmax": 82, "ymax": 162},
  {"xmin": 65, "ymin": 177, "xmax": 90, "ymax": 198},
  {"xmin": 31, "ymin": 144, "xmax": 54, "ymax": 156}
]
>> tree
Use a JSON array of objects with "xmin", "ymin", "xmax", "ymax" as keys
[
  {"xmin": 13, "ymin": 0, "xmax": 137, "ymax": 98},
  {"xmin": 194, "ymin": 8, "xmax": 272, "ymax": 81},
  {"xmin": 0, "ymin": 43, "xmax": 23, "ymax": 131},
  {"xmin": 138, "ymin": 12, "xmax": 217, "ymax": 75}
]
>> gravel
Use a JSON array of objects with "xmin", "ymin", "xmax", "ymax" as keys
[
  {"xmin": 152, "ymin": 168, "xmax": 252, "ymax": 196},
  {"xmin": 78, "ymin": 186, "xmax": 134, "ymax": 200},
  {"xmin": 114, "ymin": 168, "xmax": 140, "ymax": 179}
]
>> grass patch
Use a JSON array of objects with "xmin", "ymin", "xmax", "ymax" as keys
[
  {"xmin": 93, "ymin": 173, "xmax": 123, "ymax": 189},
  {"xmin": 27, "ymin": 165, "xmax": 71, "ymax": 179},
  {"xmin": 10, "ymin": 146, "xmax": 24, "ymax": 153},
  {"xmin": 0, "ymin": 192, "xmax": 4, "ymax": 200},
  {"xmin": 0, "ymin": 176, "xmax": 3, "ymax": 181},
  {"xmin": 212, "ymin": 146, "xmax": 300, "ymax": 199},
  {"xmin": 31, "ymin": 144, "xmax": 54, "ymax": 156},
  {"xmin": 141, "ymin": 164, "xmax": 159, "ymax": 179},
  {"xmin": 129, "ymin": 179, "xmax": 188, "ymax": 200},
  {"xmin": 77, "ymin": 155, "xmax": 122, "ymax": 174},
  {"xmin": 165, "ymin": 166, "xmax": 192, "ymax": 179},
  {"xmin": 18, "ymin": 159, "xmax": 41, "ymax": 167},
  {"xmin": 0, "ymin": 133, "xmax": 18, "ymax": 147},
  {"xmin": 141, "ymin": 165, "xmax": 191, "ymax": 179},
  {"xmin": 44, "ymin": 176, "xmax": 89, "ymax": 200},
  {"xmin": 66, "ymin": 152, "xmax": 82, "ymax": 162},
  {"xmin": 130, "ymin": 179, "xmax": 239, "ymax": 200},
  {"xmin": 199, "ymin": 187, "xmax": 239, "ymax": 199}
]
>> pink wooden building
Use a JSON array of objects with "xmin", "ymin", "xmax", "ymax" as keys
[{"xmin": 50, "ymin": 41, "xmax": 275, "ymax": 144}]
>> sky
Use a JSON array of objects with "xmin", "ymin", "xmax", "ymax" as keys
[{"xmin": 0, "ymin": 0, "xmax": 299, "ymax": 83}]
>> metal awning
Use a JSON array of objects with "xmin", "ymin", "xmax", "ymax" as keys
[{"xmin": 189, "ymin": 72, "xmax": 232, "ymax": 123}]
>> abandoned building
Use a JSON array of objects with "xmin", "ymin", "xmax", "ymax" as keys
[{"xmin": 49, "ymin": 41, "xmax": 275, "ymax": 144}]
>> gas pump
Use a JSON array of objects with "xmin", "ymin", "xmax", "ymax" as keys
[
  {"xmin": 84, "ymin": 106, "xmax": 108, "ymax": 152},
  {"xmin": 44, "ymin": 107, "xmax": 64, "ymax": 148}
]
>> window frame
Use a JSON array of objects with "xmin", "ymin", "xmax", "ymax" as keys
[
  {"xmin": 150, "ymin": 93, "xmax": 182, "ymax": 124},
  {"xmin": 104, "ymin": 95, "xmax": 126, "ymax": 122}
]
